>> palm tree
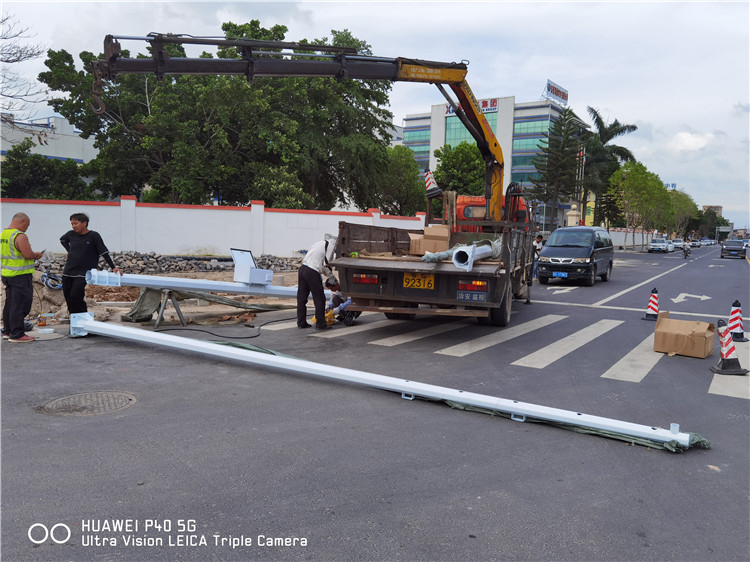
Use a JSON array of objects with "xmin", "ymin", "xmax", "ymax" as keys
[{"xmin": 582, "ymin": 107, "xmax": 638, "ymax": 226}]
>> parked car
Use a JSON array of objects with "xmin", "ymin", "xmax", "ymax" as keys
[
  {"xmin": 672, "ymin": 238, "xmax": 685, "ymax": 249},
  {"xmin": 537, "ymin": 226, "xmax": 614, "ymax": 286},
  {"xmin": 648, "ymin": 238, "xmax": 671, "ymax": 252},
  {"xmin": 720, "ymin": 239, "xmax": 747, "ymax": 259}
]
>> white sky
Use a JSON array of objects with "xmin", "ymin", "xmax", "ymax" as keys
[{"xmin": 3, "ymin": 0, "xmax": 749, "ymax": 229}]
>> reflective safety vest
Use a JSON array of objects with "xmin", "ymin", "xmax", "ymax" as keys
[{"xmin": 1, "ymin": 228, "xmax": 34, "ymax": 277}]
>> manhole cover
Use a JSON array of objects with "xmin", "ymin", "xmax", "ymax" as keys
[{"xmin": 38, "ymin": 391, "xmax": 137, "ymax": 416}]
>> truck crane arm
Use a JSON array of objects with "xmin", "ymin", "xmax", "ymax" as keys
[{"xmin": 91, "ymin": 33, "xmax": 506, "ymax": 219}]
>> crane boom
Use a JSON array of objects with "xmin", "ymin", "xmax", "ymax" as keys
[{"xmin": 92, "ymin": 33, "xmax": 506, "ymax": 217}]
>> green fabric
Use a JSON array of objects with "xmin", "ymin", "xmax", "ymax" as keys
[{"xmin": 120, "ymin": 287, "xmax": 294, "ymax": 322}]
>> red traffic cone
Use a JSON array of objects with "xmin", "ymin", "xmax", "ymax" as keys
[
  {"xmin": 710, "ymin": 320, "xmax": 748, "ymax": 376},
  {"xmin": 642, "ymin": 287, "xmax": 659, "ymax": 321},
  {"xmin": 728, "ymin": 300, "xmax": 749, "ymax": 342}
]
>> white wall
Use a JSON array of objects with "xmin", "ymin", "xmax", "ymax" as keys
[{"xmin": 1, "ymin": 197, "xmax": 425, "ymax": 257}]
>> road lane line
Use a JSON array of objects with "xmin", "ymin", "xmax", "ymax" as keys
[
  {"xmin": 511, "ymin": 318, "xmax": 623, "ymax": 369},
  {"xmin": 708, "ymin": 341, "xmax": 750, "ymax": 399},
  {"xmin": 310, "ymin": 318, "xmax": 407, "ymax": 338},
  {"xmin": 263, "ymin": 312, "xmax": 377, "ymax": 330},
  {"xmin": 435, "ymin": 314, "xmax": 568, "ymax": 357},
  {"xmin": 593, "ymin": 262, "xmax": 688, "ymax": 306},
  {"xmin": 370, "ymin": 320, "xmax": 467, "ymax": 346},
  {"xmin": 600, "ymin": 333, "xmax": 661, "ymax": 382},
  {"xmin": 531, "ymin": 300, "xmax": 747, "ymax": 322}
]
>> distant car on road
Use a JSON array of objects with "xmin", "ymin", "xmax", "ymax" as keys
[
  {"xmin": 648, "ymin": 238, "xmax": 671, "ymax": 252},
  {"xmin": 672, "ymin": 238, "xmax": 685, "ymax": 250},
  {"xmin": 689, "ymin": 239, "xmax": 701, "ymax": 248},
  {"xmin": 720, "ymin": 239, "xmax": 747, "ymax": 259}
]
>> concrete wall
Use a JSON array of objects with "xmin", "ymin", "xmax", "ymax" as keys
[{"xmin": 1, "ymin": 197, "xmax": 425, "ymax": 257}]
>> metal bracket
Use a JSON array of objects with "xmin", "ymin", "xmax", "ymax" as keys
[
  {"xmin": 510, "ymin": 413, "xmax": 526, "ymax": 422},
  {"xmin": 401, "ymin": 392, "xmax": 415, "ymax": 401},
  {"xmin": 154, "ymin": 290, "xmax": 187, "ymax": 329}
]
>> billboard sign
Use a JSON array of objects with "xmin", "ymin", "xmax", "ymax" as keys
[
  {"xmin": 446, "ymin": 97, "xmax": 498, "ymax": 115},
  {"xmin": 545, "ymin": 80, "xmax": 569, "ymax": 106}
]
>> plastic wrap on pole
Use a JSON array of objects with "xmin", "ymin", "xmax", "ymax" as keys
[
  {"xmin": 85, "ymin": 269, "xmax": 329, "ymax": 299},
  {"xmin": 69, "ymin": 313, "xmax": 708, "ymax": 451},
  {"xmin": 452, "ymin": 244, "xmax": 494, "ymax": 272}
]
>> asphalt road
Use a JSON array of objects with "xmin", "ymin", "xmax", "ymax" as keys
[{"xmin": 2, "ymin": 244, "xmax": 748, "ymax": 561}]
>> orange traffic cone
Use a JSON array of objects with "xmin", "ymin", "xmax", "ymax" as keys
[
  {"xmin": 728, "ymin": 300, "xmax": 748, "ymax": 342},
  {"xmin": 642, "ymin": 288, "xmax": 659, "ymax": 321},
  {"xmin": 710, "ymin": 320, "xmax": 748, "ymax": 376}
]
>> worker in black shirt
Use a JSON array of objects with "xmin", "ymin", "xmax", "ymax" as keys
[{"xmin": 60, "ymin": 213, "xmax": 121, "ymax": 314}]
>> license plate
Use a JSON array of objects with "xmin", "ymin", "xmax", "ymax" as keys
[
  {"xmin": 403, "ymin": 272, "xmax": 434, "ymax": 289},
  {"xmin": 730, "ymin": 251, "xmax": 737, "ymax": 255},
  {"xmin": 457, "ymin": 291, "xmax": 487, "ymax": 302},
  {"xmin": 553, "ymin": 271, "xmax": 568, "ymax": 278}
]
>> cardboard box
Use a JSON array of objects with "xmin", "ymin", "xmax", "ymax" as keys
[
  {"xmin": 408, "ymin": 233, "xmax": 424, "ymax": 255},
  {"xmin": 423, "ymin": 238, "xmax": 449, "ymax": 253},
  {"xmin": 424, "ymin": 224, "xmax": 451, "ymax": 242},
  {"xmin": 654, "ymin": 311, "xmax": 715, "ymax": 358}
]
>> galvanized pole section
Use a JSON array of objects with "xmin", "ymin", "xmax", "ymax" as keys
[
  {"xmin": 85, "ymin": 269, "xmax": 329, "ymax": 300},
  {"xmin": 70, "ymin": 313, "xmax": 698, "ymax": 449}
]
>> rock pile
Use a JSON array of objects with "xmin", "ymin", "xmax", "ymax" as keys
[{"xmin": 38, "ymin": 252, "xmax": 303, "ymax": 275}]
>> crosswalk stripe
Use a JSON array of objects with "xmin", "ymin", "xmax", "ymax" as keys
[
  {"xmin": 600, "ymin": 333, "xmax": 661, "ymax": 382},
  {"xmin": 709, "ymin": 342, "xmax": 750, "ymax": 399},
  {"xmin": 435, "ymin": 314, "xmax": 568, "ymax": 357},
  {"xmin": 371, "ymin": 320, "xmax": 468, "ymax": 347},
  {"xmin": 262, "ymin": 311, "xmax": 376, "ymax": 331},
  {"xmin": 310, "ymin": 318, "xmax": 407, "ymax": 338},
  {"xmin": 511, "ymin": 318, "xmax": 624, "ymax": 369}
]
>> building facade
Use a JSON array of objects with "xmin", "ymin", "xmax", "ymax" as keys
[
  {"xmin": 401, "ymin": 96, "xmax": 589, "ymax": 229},
  {"xmin": 1, "ymin": 116, "xmax": 97, "ymax": 164}
]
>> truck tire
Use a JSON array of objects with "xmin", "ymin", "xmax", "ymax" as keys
[
  {"xmin": 490, "ymin": 282, "xmax": 512, "ymax": 327},
  {"xmin": 538, "ymin": 276, "xmax": 549, "ymax": 285}
]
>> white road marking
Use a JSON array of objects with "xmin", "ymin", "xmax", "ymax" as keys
[
  {"xmin": 511, "ymin": 318, "xmax": 624, "ymax": 369},
  {"xmin": 670, "ymin": 293, "xmax": 711, "ymax": 303},
  {"xmin": 435, "ymin": 314, "xmax": 567, "ymax": 358},
  {"xmin": 370, "ymin": 320, "xmax": 467, "ymax": 346},
  {"xmin": 600, "ymin": 333, "xmax": 661, "ymax": 382},
  {"xmin": 310, "ymin": 318, "xmax": 407, "ymax": 338},
  {"xmin": 708, "ymin": 341, "xmax": 750, "ymax": 399},
  {"xmin": 592, "ymin": 262, "xmax": 688, "ymax": 306}
]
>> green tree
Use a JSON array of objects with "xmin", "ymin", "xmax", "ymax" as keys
[
  {"xmin": 37, "ymin": 21, "xmax": 395, "ymax": 208},
  {"xmin": 609, "ymin": 161, "xmax": 668, "ymax": 247},
  {"xmin": 0, "ymin": 138, "xmax": 98, "ymax": 200},
  {"xmin": 583, "ymin": 107, "xmax": 638, "ymax": 225},
  {"xmin": 377, "ymin": 145, "xmax": 426, "ymax": 216},
  {"xmin": 531, "ymin": 108, "xmax": 584, "ymax": 230},
  {"xmin": 433, "ymin": 141, "xmax": 483, "ymax": 196},
  {"xmin": 668, "ymin": 189, "xmax": 699, "ymax": 237}
]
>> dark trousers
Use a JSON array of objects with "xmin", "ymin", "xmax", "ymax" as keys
[
  {"xmin": 62, "ymin": 276, "xmax": 88, "ymax": 314},
  {"xmin": 2, "ymin": 274, "xmax": 33, "ymax": 339},
  {"xmin": 297, "ymin": 265, "xmax": 326, "ymax": 328}
]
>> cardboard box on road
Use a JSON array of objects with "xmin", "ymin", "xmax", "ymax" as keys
[{"xmin": 654, "ymin": 311, "xmax": 715, "ymax": 358}]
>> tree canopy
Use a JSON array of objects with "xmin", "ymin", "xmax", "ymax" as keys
[
  {"xmin": 530, "ymin": 107, "xmax": 585, "ymax": 230},
  {"xmin": 33, "ymin": 20, "xmax": 402, "ymax": 209},
  {"xmin": 433, "ymin": 141, "xmax": 484, "ymax": 196}
]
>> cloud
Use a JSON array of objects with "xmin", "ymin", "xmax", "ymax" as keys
[{"xmin": 666, "ymin": 132, "xmax": 716, "ymax": 153}]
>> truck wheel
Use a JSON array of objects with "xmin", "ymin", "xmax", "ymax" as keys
[
  {"xmin": 490, "ymin": 283, "xmax": 512, "ymax": 327},
  {"xmin": 384, "ymin": 312, "xmax": 400, "ymax": 320},
  {"xmin": 538, "ymin": 276, "xmax": 549, "ymax": 285}
]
